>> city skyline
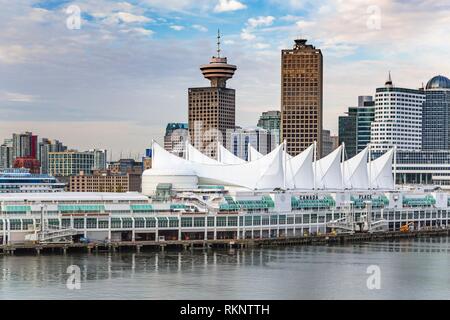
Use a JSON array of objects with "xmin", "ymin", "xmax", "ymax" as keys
[{"xmin": 1, "ymin": 0, "xmax": 450, "ymax": 155}]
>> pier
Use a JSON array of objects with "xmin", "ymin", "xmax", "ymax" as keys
[{"xmin": 1, "ymin": 228, "xmax": 448, "ymax": 255}]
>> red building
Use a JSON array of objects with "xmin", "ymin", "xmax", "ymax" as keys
[{"xmin": 13, "ymin": 157, "xmax": 41, "ymax": 174}]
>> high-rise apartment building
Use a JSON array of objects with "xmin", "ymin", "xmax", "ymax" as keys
[
  {"xmin": 257, "ymin": 111, "xmax": 281, "ymax": 131},
  {"xmin": 339, "ymin": 111, "xmax": 358, "ymax": 158},
  {"xmin": 370, "ymin": 74, "xmax": 425, "ymax": 153},
  {"xmin": 90, "ymin": 149, "xmax": 107, "ymax": 170},
  {"xmin": 322, "ymin": 130, "xmax": 334, "ymax": 157},
  {"xmin": 355, "ymin": 96, "xmax": 375, "ymax": 152},
  {"xmin": 226, "ymin": 127, "xmax": 272, "ymax": 161},
  {"xmin": 38, "ymin": 138, "xmax": 67, "ymax": 174},
  {"xmin": 281, "ymin": 39, "xmax": 323, "ymax": 157},
  {"xmin": 48, "ymin": 150, "xmax": 95, "ymax": 177},
  {"xmin": 188, "ymin": 32, "xmax": 237, "ymax": 157},
  {"xmin": 421, "ymin": 75, "xmax": 450, "ymax": 150},
  {"xmin": 0, "ymin": 139, "xmax": 13, "ymax": 169},
  {"xmin": 164, "ymin": 123, "xmax": 189, "ymax": 157},
  {"xmin": 338, "ymin": 96, "xmax": 375, "ymax": 158},
  {"xmin": 257, "ymin": 110, "xmax": 281, "ymax": 147},
  {"xmin": 12, "ymin": 132, "xmax": 37, "ymax": 160}
]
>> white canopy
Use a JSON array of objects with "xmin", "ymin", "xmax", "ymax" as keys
[
  {"xmin": 342, "ymin": 147, "xmax": 369, "ymax": 190},
  {"xmin": 248, "ymin": 144, "xmax": 263, "ymax": 162},
  {"xmin": 217, "ymin": 143, "xmax": 247, "ymax": 165},
  {"xmin": 149, "ymin": 140, "xmax": 395, "ymax": 191},
  {"xmin": 286, "ymin": 144, "xmax": 314, "ymax": 189},
  {"xmin": 152, "ymin": 141, "xmax": 285, "ymax": 190},
  {"xmin": 186, "ymin": 143, "xmax": 219, "ymax": 165},
  {"xmin": 369, "ymin": 148, "xmax": 394, "ymax": 190},
  {"xmin": 314, "ymin": 145, "xmax": 343, "ymax": 190}
]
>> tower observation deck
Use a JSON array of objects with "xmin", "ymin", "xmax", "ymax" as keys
[{"xmin": 199, "ymin": 30, "xmax": 237, "ymax": 88}]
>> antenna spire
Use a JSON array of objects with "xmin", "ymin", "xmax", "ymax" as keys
[{"xmin": 217, "ymin": 29, "xmax": 221, "ymax": 58}]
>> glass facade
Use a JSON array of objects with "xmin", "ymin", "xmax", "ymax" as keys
[
  {"xmin": 338, "ymin": 96, "xmax": 374, "ymax": 159},
  {"xmin": 422, "ymin": 90, "xmax": 450, "ymax": 150},
  {"xmin": 338, "ymin": 110, "xmax": 357, "ymax": 158}
]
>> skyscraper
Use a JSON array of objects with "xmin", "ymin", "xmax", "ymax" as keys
[
  {"xmin": 226, "ymin": 127, "xmax": 271, "ymax": 160},
  {"xmin": 38, "ymin": 138, "xmax": 67, "ymax": 174},
  {"xmin": 164, "ymin": 123, "xmax": 189, "ymax": 157},
  {"xmin": 338, "ymin": 96, "xmax": 375, "ymax": 158},
  {"xmin": 339, "ymin": 112, "xmax": 357, "ymax": 158},
  {"xmin": 0, "ymin": 139, "xmax": 13, "ymax": 169},
  {"xmin": 370, "ymin": 73, "xmax": 425, "ymax": 153},
  {"xmin": 257, "ymin": 111, "xmax": 281, "ymax": 131},
  {"xmin": 188, "ymin": 31, "xmax": 237, "ymax": 157},
  {"xmin": 12, "ymin": 132, "xmax": 37, "ymax": 160},
  {"xmin": 281, "ymin": 39, "xmax": 323, "ymax": 157},
  {"xmin": 257, "ymin": 110, "xmax": 281, "ymax": 149},
  {"xmin": 322, "ymin": 129, "xmax": 333, "ymax": 157},
  {"xmin": 421, "ymin": 75, "xmax": 450, "ymax": 150}
]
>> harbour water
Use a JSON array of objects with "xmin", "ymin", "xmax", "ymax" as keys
[{"xmin": 1, "ymin": 237, "xmax": 449, "ymax": 300}]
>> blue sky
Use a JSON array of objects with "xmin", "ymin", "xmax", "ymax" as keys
[{"xmin": 1, "ymin": 0, "xmax": 450, "ymax": 159}]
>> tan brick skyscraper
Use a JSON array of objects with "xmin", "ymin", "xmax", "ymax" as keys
[{"xmin": 281, "ymin": 39, "xmax": 323, "ymax": 157}]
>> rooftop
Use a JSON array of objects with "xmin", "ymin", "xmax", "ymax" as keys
[{"xmin": 426, "ymin": 75, "xmax": 450, "ymax": 90}]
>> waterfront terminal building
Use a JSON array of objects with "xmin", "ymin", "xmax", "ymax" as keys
[{"xmin": 1, "ymin": 142, "xmax": 450, "ymax": 245}]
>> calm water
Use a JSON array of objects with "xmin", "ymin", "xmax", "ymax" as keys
[{"xmin": 1, "ymin": 237, "xmax": 449, "ymax": 300}]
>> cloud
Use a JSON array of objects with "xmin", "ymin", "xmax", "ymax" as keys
[
  {"xmin": 254, "ymin": 43, "xmax": 270, "ymax": 49},
  {"xmin": 192, "ymin": 24, "xmax": 208, "ymax": 32},
  {"xmin": 0, "ymin": 45, "xmax": 28, "ymax": 64},
  {"xmin": 248, "ymin": 16, "xmax": 275, "ymax": 28},
  {"xmin": 214, "ymin": 0, "xmax": 247, "ymax": 13},
  {"xmin": 114, "ymin": 12, "xmax": 152, "ymax": 24},
  {"xmin": 0, "ymin": 91, "xmax": 37, "ymax": 103},
  {"xmin": 241, "ymin": 16, "xmax": 275, "ymax": 41},
  {"xmin": 296, "ymin": 20, "xmax": 315, "ymax": 29},
  {"xmin": 170, "ymin": 25, "xmax": 185, "ymax": 31},
  {"xmin": 93, "ymin": 11, "xmax": 153, "ymax": 25},
  {"xmin": 240, "ymin": 30, "xmax": 256, "ymax": 40},
  {"xmin": 141, "ymin": 0, "xmax": 212, "ymax": 12},
  {"xmin": 121, "ymin": 27, "xmax": 154, "ymax": 36},
  {"xmin": 280, "ymin": 15, "xmax": 303, "ymax": 22}
]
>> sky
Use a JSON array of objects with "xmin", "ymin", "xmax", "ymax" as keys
[{"xmin": 1, "ymin": 0, "xmax": 450, "ymax": 160}]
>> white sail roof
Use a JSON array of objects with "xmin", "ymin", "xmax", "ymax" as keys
[
  {"xmin": 369, "ymin": 148, "xmax": 394, "ymax": 190},
  {"xmin": 151, "ymin": 141, "xmax": 285, "ymax": 190},
  {"xmin": 150, "ymin": 140, "xmax": 393, "ymax": 191},
  {"xmin": 195, "ymin": 143, "xmax": 285, "ymax": 190},
  {"xmin": 314, "ymin": 146, "xmax": 343, "ymax": 190},
  {"xmin": 342, "ymin": 147, "xmax": 369, "ymax": 190},
  {"xmin": 286, "ymin": 144, "xmax": 314, "ymax": 189},
  {"xmin": 217, "ymin": 143, "xmax": 247, "ymax": 165},
  {"xmin": 248, "ymin": 144, "xmax": 263, "ymax": 162},
  {"xmin": 186, "ymin": 143, "xmax": 220, "ymax": 165}
]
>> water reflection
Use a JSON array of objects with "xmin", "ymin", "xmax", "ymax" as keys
[{"xmin": 0, "ymin": 237, "xmax": 449, "ymax": 300}]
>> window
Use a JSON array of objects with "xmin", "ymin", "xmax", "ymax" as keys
[
  {"xmin": 169, "ymin": 218, "xmax": 179, "ymax": 228},
  {"xmin": 145, "ymin": 217, "xmax": 156, "ymax": 228},
  {"xmin": 216, "ymin": 217, "xmax": 227, "ymax": 227},
  {"xmin": 194, "ymin": 217, "xmax": 205, "ymax": 227},
  {"xmin": 73, "ymin": 218, "xmax": 84, "ymax": 229},
  {"xmin": 227, "ymin": 216, "xmax": 238, "ymax": 227},
  {"xmin": 270, "ymin": 215, "xmax": 278, "ymax": 225},
  {"xmin": 157, "ymin": 217, "xmax": 168, "ymax": 228},
  {"xmin": 181, "ymin": 217, "xmax": 192, "ymax": 227},
  {"xmin": 98, "ymin": 220, "xmax": 109, "ymax": 229},
  {"xmin": 86, "ymin": 218, "xmax": 97, "ymax": 229},
  {"xmin": 111, "ymin": 218, "xmax": 121, "ymax": 229},
  {"xmin": 134, "ymin": 218, "xmax": 145, "ymax": 229}
]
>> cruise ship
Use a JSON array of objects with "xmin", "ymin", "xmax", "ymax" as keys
[
  {"xmin": 0, "ymin": 143, "xmax": 449, "ymax": 245},
  {"xmin": 0, "ymin": 168, "xmax": 65, "ymax": 193}
]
